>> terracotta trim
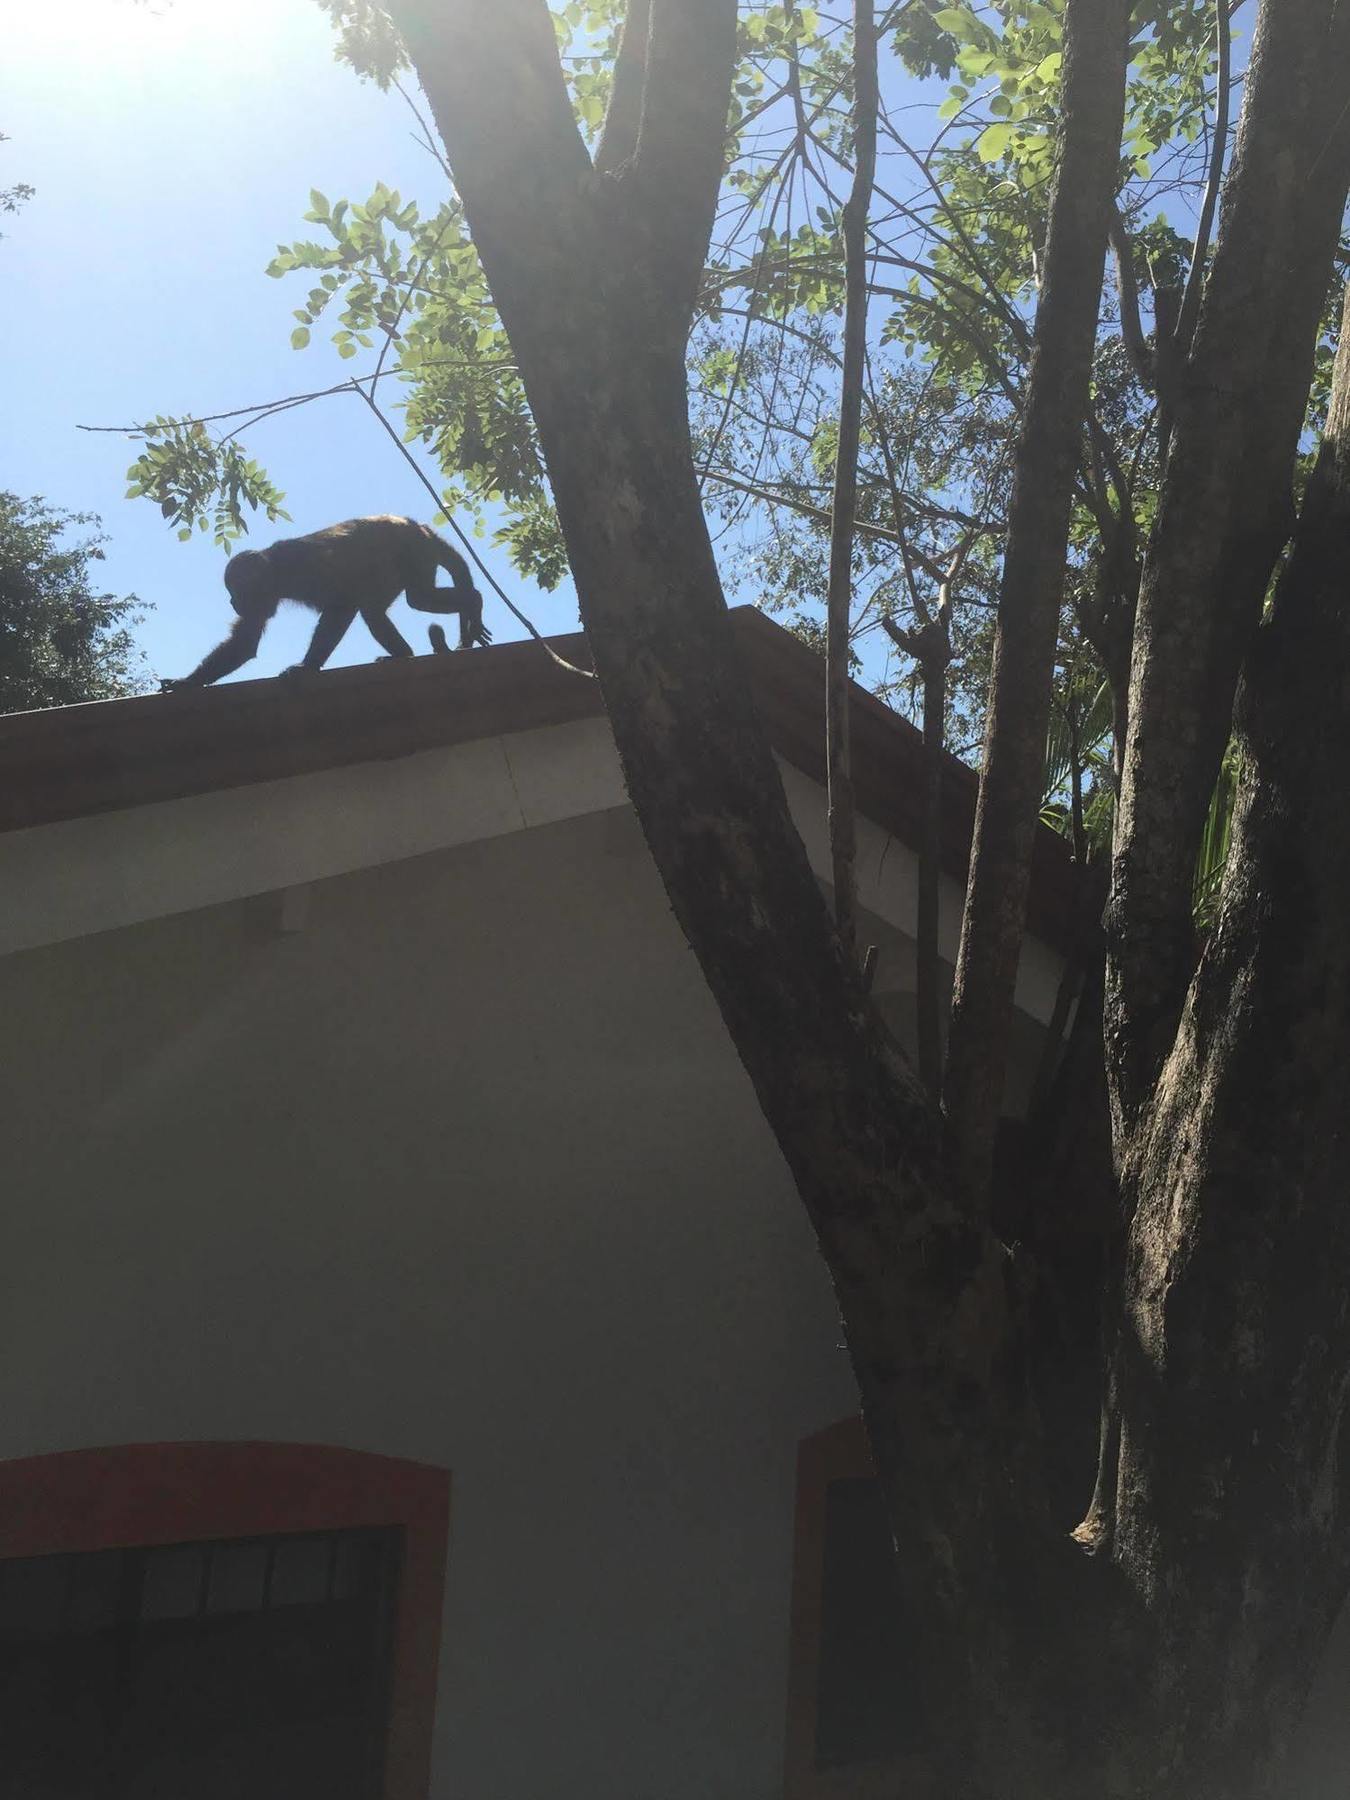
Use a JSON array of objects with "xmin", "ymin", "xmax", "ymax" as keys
[
  {"xmin": 0, "ymin": 607, "xmax": 1087, "ymax": 954},
  {"xmin": 0, "ymin": 1441, "xmax": 450, "ymax": 1800},
  {"xmin": 784, "ymin": 1418, "xmax": 935, "ymax": 1800}
]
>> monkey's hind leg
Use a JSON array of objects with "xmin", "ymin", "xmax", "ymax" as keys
[{"xmin": 361, "ymin": 607, "xmax": 415, "ymax": 660}]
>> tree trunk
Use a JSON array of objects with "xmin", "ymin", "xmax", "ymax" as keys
[
  {"xmin": 1110, "ymin": 279, "xmax": 1350, "ymax": 1795},
  {"xmin": 378, "ymin": 0, "xmax": 1350, "ymax": 1789},
  {"xmin": 942, "ymin": 0, "xmax": 1131, "ymax": 1210},
  {"xmin": 385, "ymin": 0, "xmax": 1058, "ymax": 1757},
  {"xmin": 1106, "ymin": 0, "xmax": 1350, "ymax": 1115}
]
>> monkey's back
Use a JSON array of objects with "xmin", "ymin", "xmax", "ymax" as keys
[{"xmin": 264, "ymin": 516, "xmax": 438, "ymax": 608}]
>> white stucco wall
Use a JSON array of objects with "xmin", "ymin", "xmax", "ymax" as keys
[
  {"xmin": 0, "ymin": 800, "xmax": 868, "ymax": 1799},
  {"xmin": 0, "ymin": 712, "xmax": 1092, "ymax": 1799}
]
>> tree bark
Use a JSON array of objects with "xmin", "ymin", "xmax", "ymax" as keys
[
  {"xmin": 594, "ymin": 0, "xmax": 651, "ymax": 177},
  {"xmin": 1110, "ymin": 278, "xmax": 1350, "ymax": 1795},
  {"xmin": 1106, "ymin": 0, "xmax": 1350, "ymax": 1120},
  {"xmin": 942, "ymin": 0, "xmax": 1131, "ymax": 1211}
]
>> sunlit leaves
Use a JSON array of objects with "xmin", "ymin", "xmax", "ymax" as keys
[
  {"xmin": 550, "ymin": 0, "xmax": 626, "ymax": 144},
  {"xmin": 313, "ymin": 1, "xmax": 408, "ymax": 88},
  {"xmin": 124, "ymin": 421, "xmax": 291, "ymax": 550},
  {"xmin": 128, "ymin": 0, "xmax": 1227, "ymax": 619},
  {"xmin": 262, "ymin": 178, "xmax": 552, "ymax": 570}
]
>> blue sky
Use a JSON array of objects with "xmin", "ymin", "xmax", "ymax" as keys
[{"xmin": 5, "ymin": 0, "xmax": 584, "ymax": 686}]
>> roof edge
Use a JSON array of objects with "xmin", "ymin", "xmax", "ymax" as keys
[{"xmin": 0, "ymin": 606, "xmax": 1086, "ymax": 951}]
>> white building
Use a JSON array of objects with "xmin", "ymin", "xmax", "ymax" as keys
[{"xmin": 0, "ymin": 608, "xmax": 1196, "ymax": 1800}]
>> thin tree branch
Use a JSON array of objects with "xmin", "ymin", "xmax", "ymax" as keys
[
  {"xmin": 350, "ymin": 377, "xmax": 594, "ymax": 679},
  {"xmin": 1108, "ymin": 206, "xmax": 1155, "ymax": 390},
  {"xmin": 76, "ymin": 357, "xmax": 517, "ymax": 437},
  {"xmin": 703, "ymin": 466, "xmax": 953, "ymax": 579},
  {"xmin": 1173, "ymin": 0, "xmax": 1233, "ymax": 362},
  {"xmin": 825, "ymin": 0, "xmax": 878, "ymax": 958}
]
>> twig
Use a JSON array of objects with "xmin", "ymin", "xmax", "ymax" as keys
[
  {"xmin": 1108, "ymin": 206, "xmax": 1155, "ymax": 390},
  {"xmin": 349, "ymin": 380, "xmax": 593, "ymax": 679},
  {"xmin": 1173, "ymin": 0, "xmax": 1231, "ymax": 361}
]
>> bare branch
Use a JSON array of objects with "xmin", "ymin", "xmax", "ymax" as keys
[
  {"xmin": 825, "ymin": 0, "xmax": 879, "ymax": 958},
  {"xmin": 1173, "ymin": 0, "xmax": 1233, "ymax": 362},
  {"xmin": 1108, "ymin": 206, "xmax": 1155, "ymax": 390},
  {"xmin": 704, "ymin": 466, "xmax": 951, "ymax": 580}
]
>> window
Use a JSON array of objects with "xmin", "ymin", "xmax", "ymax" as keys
[
  {"xmin": 784, "ymin": 1420, "xmax": 928, "ymax": 1800},
  {"xmin": 0, "ymin": 1444, "xmax": 449, "ymax": 1800}
]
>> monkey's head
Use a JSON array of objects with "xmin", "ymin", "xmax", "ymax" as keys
[{"xmin": 223, "ymin": 549, "xmax": 276, "ymax": 620}]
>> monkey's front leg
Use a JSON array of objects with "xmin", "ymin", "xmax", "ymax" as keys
[
  {"xmin": 281, "ymin": 604, "xmax": 358, "ymax": 678},
  {"xmin": 161, "ymin": 613, "xmax": 267, "ymax": 691}
]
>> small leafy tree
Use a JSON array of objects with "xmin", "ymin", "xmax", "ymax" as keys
[{"xmin": 0, "ymin": 494, "xmax": 148, "ymax": 713}]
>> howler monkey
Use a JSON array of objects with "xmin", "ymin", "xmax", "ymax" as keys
[{"xmin": 160, "ymin": 514, "xmax": 491, "ymax": 690}]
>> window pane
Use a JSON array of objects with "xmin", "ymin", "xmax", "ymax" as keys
[
  {"xmin": 140, "ymin": 1545, "xmax": 205, "ymax": 1621},
  {"xmin": 63, "ymin": 1550, "xmax": 122, "ymax": 1636},
  {"xmin": 0, "ymin": 1554, "xmax": 70, "ymax": 1641},
  {"xmin": 207, "ymin": 1541, "xmax": 269, "ymax": 1615},
  {"xmin": 268, "ymin": 1533, "xmax": 333, "ymax": 1608},
  {"xmin": 0, "ymin": 1528, "xmax": 399, "ymax": 1800}
]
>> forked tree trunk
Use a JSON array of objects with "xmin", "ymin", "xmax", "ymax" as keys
[{"xmin": 378, "ymin": 0, "xmax": 1350, "ymax": 1791}]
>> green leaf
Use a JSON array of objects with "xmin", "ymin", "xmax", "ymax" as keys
[
  {"xmin": 933, "ymin": 6, "xmax": 977, "ymax": 39},
  {"xmin": 290, "ymin": 325, "xmax": 311, "ymax": 350},
  {"xmin": 977, "ymin": 122, "xmax": 1014, "ymax": 162}
]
